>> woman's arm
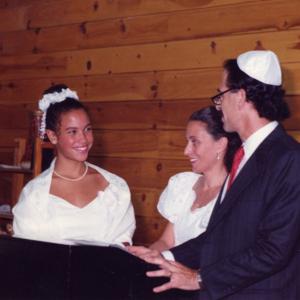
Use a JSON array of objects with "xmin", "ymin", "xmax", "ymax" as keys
[
  {"xmin": 127, "ymin": 222, "xmax": 175, "ymax": 261},
  {"xmin": 149, "ymin": 222, "xmax": 175, "ymax": 251}
]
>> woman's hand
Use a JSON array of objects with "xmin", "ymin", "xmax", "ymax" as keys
[{"xmin": 126, "ymin": 245, "xmax": 162, "ymax": 261}]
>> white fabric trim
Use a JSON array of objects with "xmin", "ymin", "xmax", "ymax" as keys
[{"xmin": 38, "ymin": 88, "xmax": 79, "ymax": 138}]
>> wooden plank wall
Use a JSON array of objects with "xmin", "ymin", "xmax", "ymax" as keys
[{"xmin": 0, "ymin": 0, "xmax": 300, "ymax": 245}]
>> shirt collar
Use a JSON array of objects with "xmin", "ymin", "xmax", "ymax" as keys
[{"xmin": 243, "ymin": 121, "xmax": 278, "ymax": 160}]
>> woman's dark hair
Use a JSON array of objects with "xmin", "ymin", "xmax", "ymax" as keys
[
  {"xmin": 189, "ymin": 106, "xmax": 241, "ymax": 172},
  {"xmin": 43, "ymin": 84, "xmax": 89, "ymax": 133},
  {"xmin": 223, "ymin": 59, "xmax": 290, "ymax": 121}
]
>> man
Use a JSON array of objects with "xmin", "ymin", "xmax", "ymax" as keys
[{"xmin": 129, "ymin": 50, "xmax": 300, "ymax": 299}]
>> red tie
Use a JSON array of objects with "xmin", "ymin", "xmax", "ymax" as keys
[{"xmin": 227, "ymin": 146, "xmax": 244, "ymax": 190}]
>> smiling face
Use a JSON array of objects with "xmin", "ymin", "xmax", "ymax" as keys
[
  {"xmin": 184, "ymin": 120, "xmax": 225, "ymax": 174},
  {"xmin": 47, "ymin": 109, "xmax": 93, "ymax": 163}
]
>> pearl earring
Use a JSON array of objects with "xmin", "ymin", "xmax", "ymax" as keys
[{"xmin": 216, "ymin": 152, "xmax": 220, "ymax": 160}]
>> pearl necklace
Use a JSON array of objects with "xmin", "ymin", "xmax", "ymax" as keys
[{"xmin": 53, "ymin": 163, "xmax": 88, "ymax": 182}]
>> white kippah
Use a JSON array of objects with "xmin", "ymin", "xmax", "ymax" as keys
[{"xmin": 237, "ymin": 50, "xmax": 282, "ymax": 86}]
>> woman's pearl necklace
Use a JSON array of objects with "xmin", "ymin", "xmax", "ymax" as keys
[{"xmin": 53, "ymin": 163, "xmax": 88, "ymax": 182}]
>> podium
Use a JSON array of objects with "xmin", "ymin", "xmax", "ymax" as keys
[{"xmin": 0, "ymin": 236, "xmax": 195, "ymax": 299}]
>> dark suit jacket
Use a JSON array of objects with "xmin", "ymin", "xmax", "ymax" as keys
[{"xmin": 171, "ymin": 125, "xmax": 300, "ymax": 300}]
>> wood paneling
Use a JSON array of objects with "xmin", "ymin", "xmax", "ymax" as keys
[
  {"xmin": 91, "ymin": 129, "xmax": 186, "ymax": 159},
  {"xmin": 131, "ymin": 187, "xmax": 161, "ymax": 218},
  {"xmin": 92, "ymin": 129, "xmax": 160, "ymax": 158},
  {"xmin": 90, "ymin": 156, "xmax": 189, "ymax": 189},
  {"xmin": 1, "ymin": 0, "xmax": 300, "ymax": 244},
  {"xmin": 0, "ymin": 69, "xmax": 218, "ymax": 103},
  {"xmin": 1, "ymin": 29, "xmax": 300, "ymax": 82},
  {"xmin": 134, "ymin": 215, "xmax": 167, "ymax": 245},
  {"xmin": 1, "ymin": 65, "xmax": 300, "ymax": 106},
  {"xmin": 0, "ymin": 129, "xmax": 28, "ymax": 146},
  {"xmin": 1, "ymin": 1, "xmax": 300, "ymax": 56},
  {"xmin": 0, "ymin": 0, "xmax": 258, "ymax": 32}
]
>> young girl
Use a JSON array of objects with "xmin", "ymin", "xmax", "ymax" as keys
[{"xmin": 13, "ymin": 84, "xmax": 135, "ymax": 246}]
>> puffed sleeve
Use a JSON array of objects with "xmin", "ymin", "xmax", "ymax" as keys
[{"xmin": 157, "ymin": 172, "xmax": 200, "ymax": 223}]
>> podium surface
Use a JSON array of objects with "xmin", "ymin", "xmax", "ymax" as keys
[{"xmin": 0, "ymin": 236, "xmax": 194, "ymax": 300}]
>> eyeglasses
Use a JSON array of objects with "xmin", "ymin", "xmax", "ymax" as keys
[{"xmin": 211, "ymin": 88, "xmax": 234, "ymax": 106}]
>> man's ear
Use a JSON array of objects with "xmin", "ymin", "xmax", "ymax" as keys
[
  {"xmin": 46, "ymin": 130, "xmax": 57, "ymax": 144},
  {"xmin": 237, "ymin": 89, "xmax": 247, "ymax": 109}
]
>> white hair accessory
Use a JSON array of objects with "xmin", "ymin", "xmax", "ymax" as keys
[
  {"xmin": 237, "ymin": 50, "xmax": 282, "ymax": 86},
  {"xmin": 38, "ymin": 88, "xmax": 79, "ymax": 138}
]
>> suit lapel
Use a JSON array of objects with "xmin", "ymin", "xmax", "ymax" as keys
[
  {"xmin": 206, "ymin": 125, "xmax": 286, "ymax": 233},
  {"xmin": 207, "ymin": 156, "xmax": 259, "ymax": 231}
]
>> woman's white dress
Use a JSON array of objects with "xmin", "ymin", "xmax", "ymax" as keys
[
  {"xmin": 157, "ymin": 172, "xmax": 218, "ymax": 246},
  {"xmin": 13, "ymin": 160, "xmax": 136, "ymax": 246}
]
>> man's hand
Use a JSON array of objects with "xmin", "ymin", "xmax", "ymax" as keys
[{"xmin": 145, "ymin": 255, "xmax": 201, "ymax": 293}]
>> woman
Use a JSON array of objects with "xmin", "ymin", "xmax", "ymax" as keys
[
  {"xmin": 149, "ymin": 106, "xmax": 241, "ymax": 251},
  {"xmin": 13, "ymin": 84, "xmax": 135, "ymax": 246}
]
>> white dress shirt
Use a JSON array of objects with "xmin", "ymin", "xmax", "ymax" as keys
[{"xmin": 220, "ymin": 121, "xmax": 278, "ymax": 201}]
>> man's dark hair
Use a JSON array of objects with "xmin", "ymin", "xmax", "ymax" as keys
[{"xmin": 223, "ymin": 59, "xmax": 290, "ymax": 121}]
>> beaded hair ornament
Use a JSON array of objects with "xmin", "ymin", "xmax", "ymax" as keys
[{"xmin": 38, "ymin": 88, "xmax": 79, "ymax": 139}]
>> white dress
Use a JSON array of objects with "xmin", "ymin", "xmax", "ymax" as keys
[
  {"xmin": 157, "ymin": 172, "xmax": 218, "ymax": 246},
  {"xmin": 13, "ymin": 160, "xmax": 136, "ymax": 246}
]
